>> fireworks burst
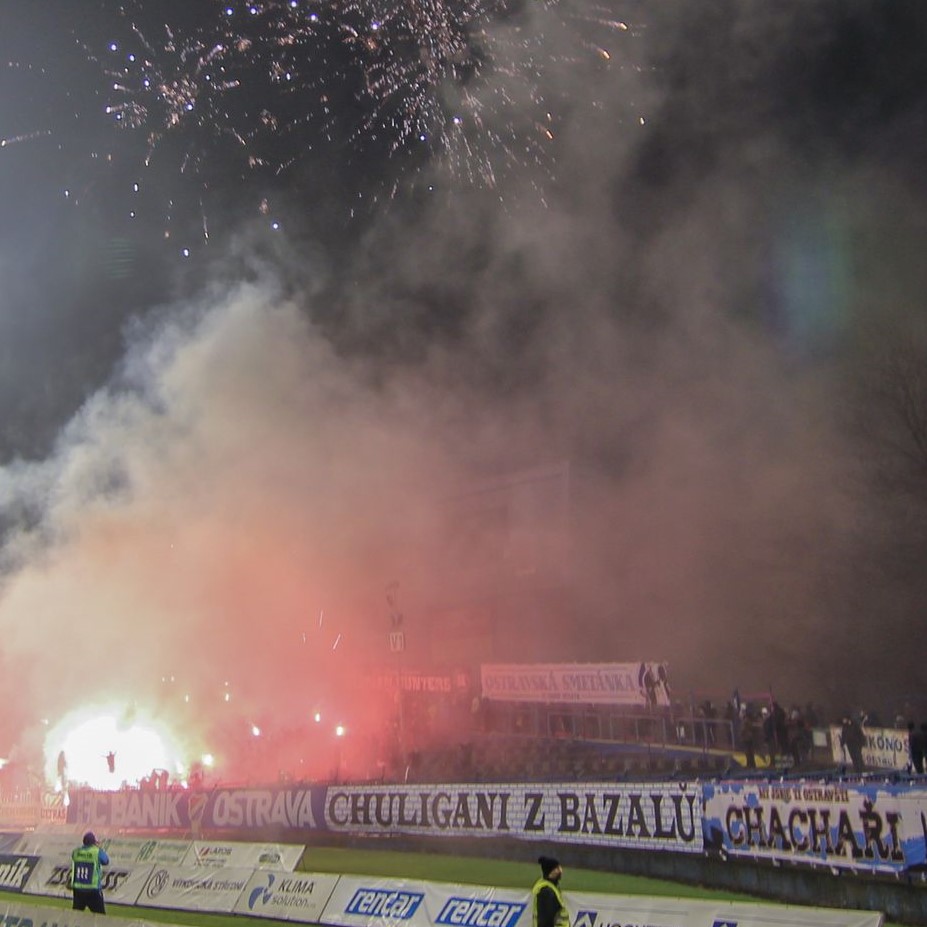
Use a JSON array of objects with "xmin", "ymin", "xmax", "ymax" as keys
[
  {"xmin": 7, "ymin": 0, "xmax": 638, "ymax": 258},
  {"xmin": 337, "ymin": 0, "xmax": 548, "ymax": 188},
  {"xmin": 100, "ymin": 0, "xmax": 632, "ymax": 181}
]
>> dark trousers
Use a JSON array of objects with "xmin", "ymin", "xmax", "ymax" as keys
[{"xmin": 73, "ymin": 888, "xmax": 106, "ymax": 914}]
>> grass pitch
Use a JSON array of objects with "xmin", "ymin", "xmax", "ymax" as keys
[{"xmin": 296, "ymin": 845, "xmax": 752, "ymax": 899}]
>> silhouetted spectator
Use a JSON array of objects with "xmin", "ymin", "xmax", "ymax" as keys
[
  {"xmin": 702, "ymin": 701, "xmax": 717, "ymax": 746},
  {"xmin": 788, "ymin": 706, "xmax": 807, "ymax": 767},
  {"xmin": 723, "ymin": 700, "xmax": 738, "ymax": 748},
  {"xmin": 772, "ymin": 701, "xmax": 788, "ymax": 758},
  {"xmin": 741, "ymin": 713, "xmax": 758, "ymax": 768},
  {"xmin": 673, "ymin": 702, "xmax": 688, "ymax": 743},
  {"xmin": 470, "ymin": 695, "xmax": 483, "ymax": 731},
  {"xmin": 639, "ymin": 664, "xmax": 658, "ymax": 708},
  {"xmin": 909, "ymin": 722, "xmax": 925, "ymax": 774},
  {"xmin": 840, "ymin": 716, "xmax": 865, "ymax": 773},
  {"xmin": 731, "ymin": 688, "xmax": 743, "ymax": 717},
  {"xmin": 804, "ymin": 702, "xmax": 818, "ymax": 728},
  {"xmin": 761, "ymin": 707, "xmax": 775, "ymax": 763},
  {"xmin": 656, "ymin": 664, "xmax": 671, "ymax": 703}
]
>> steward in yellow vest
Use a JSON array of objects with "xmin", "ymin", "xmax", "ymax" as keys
[{"xmin": 532, "ymin": 856, "xmax": 569, "ymax": 927}]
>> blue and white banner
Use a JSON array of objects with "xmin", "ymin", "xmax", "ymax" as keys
[
  {"xmin": 423, "ymin": 883, "xmax": 529, "ymax": 927},
  {"xmin": 0, "ymin": 834, "xmax": 23, "ymax": 855},
  {"xmin": 68, "ymin": 786, "xmax": 323, "ymax": 832},
  {"xmin": 321, "ymin": 876, "xmax": 431, "ymax": 927},
  {"xmin": 324, "ymin": 782, "xmax": 700, "ymax": 853},
  {"xmin": 12, "ymin": 833, "xmax": 78, "ymax": 861},
  {"xmin": 183, "ymin": 840, "xmax": 304, "ymax": 870},
  {"xmin": 20, "ymin": 834, "xmax": 190, "ymax": 868},
  {"xmin": 235, "ymin": 869, "xmax": 340, "ymax": 922},
  {"xmin": 564, "ymin": 891, "xmax": 882, "ymax": 927},
  {"xmin": 100, "ymin": 836, "xmax": 193, "ymax": 866},
  {"xmin": 23, "ymin": 856, "xmax": 154, "ymax": 905},
  {"xmin": 68, "ymin": 790, "xmax": 195, "ymax": 830},
  {"xmin": 320, "ymin": 876, "xmax": 531, "ymax": 927},
  {"xmin": 0, "ymin": 854, "xmax": 39, "ymax": 893},
  {"xmin": 702, "ymin": 780, "xmax": 927, "ymax": 874},
  {"xmin": 135, "ymin": 865, "xmax": 253, "ymax": 913},
  {"xmin": 316, "ymin": 879, "xmax": 881, "ymax": 927}
]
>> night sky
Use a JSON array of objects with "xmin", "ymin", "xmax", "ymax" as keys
[{"xmin": 2, "ymin": 0, "xmax": 927, "ymax": 779}]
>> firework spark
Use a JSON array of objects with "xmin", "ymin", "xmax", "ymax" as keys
[
  {"xmin": 25, "ymin": 0, "xmax": 637, "ymax": 257},
  {"xmin": 99, "ymin": 0, "xmax": 630, "ymax": 183}
]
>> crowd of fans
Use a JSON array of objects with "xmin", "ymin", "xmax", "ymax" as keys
[
  {"xmin": 1, "ymin": 683, "xmax": 924, "ymax": 796},
  {"xmin": 390, "ymin": 686, "xmax": 927, "ymax": 785}
]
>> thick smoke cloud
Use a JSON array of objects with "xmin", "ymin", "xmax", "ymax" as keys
[
  {"xmin": 2, "ymin": 0, "xmax": 927, "ymax": 778},
  {"xmin": 0, "ymin": 278, "xmax": 478, "ymax": 751}
]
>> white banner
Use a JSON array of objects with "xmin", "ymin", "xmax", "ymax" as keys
[
  {"xmin": 13, "ymin": 832, "xmax": 81, "ymax": 861},
  {"xmin": 422, "ymin": 882, "xmax": 530, "ymax": 927},
  {"xmin": 183, "ymin": 840, "xmax": 304, "ymax": 870},
  {"xmin": 828, "ymin": 725, "xmax": 910, "ymax": 771},
  {"xmin": 480, "ymin": 663, "xmax": 670, "ymax": 707},
  {"xmin": 324, "ymin": 782, "xmax": 700, "ymax": 853},
  {"xmin": 235, "ymin": 869, "xmax": 341, "ymax": 921},
  {"xmin": 23, "ymin": 856, "xmax": 154, "ymax": 905},
  {"xmin": 321, "ymin": 876, "xmax": 430, "ymax": 927},
  {"xmin": 136, "ymin": 865, "xmax": 252, "ymax": 912},
  {"xmin": 564, "ymin": 891, "xmax": 883, "ymax": 927},
  {"xmin": 320, "ymin": 876, "xmax": 531, "ymax": 927},
  {"xmin": 88, "ymin": 836, "xmax": 193, "ymax": 866},
  {"xmin": 0, "ymin": 835, "xmax": 22, "ymax": 854},
  {"xmin": 23, "ymin": 857, "xmax": 84, "ymax": 900},
  {"xmin": 702, "ymin": 780, "xmax": 927, "ymax": 874}
]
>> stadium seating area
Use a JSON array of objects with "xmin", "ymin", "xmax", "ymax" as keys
[{"xmin": 404, "ymin": 733, "xmax": 732, "ymax": 784}]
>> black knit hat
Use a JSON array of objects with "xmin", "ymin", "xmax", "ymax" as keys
[
  {"xmin": 538, "ymin": 856, "xmax": 560, "ymax": 877},
  {"xmin": 83, "ymin": 832, "xmax": 96, "ymax": 846}
]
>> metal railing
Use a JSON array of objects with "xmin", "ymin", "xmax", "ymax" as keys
[{"xmin": 485, "ymin": 702, "xmax": 736, "ymax": 754}]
